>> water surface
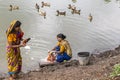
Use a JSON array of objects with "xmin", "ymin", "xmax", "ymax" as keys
[{"xmin": 0, "ymin": 0, "xmax": 120, "ymax": 76}]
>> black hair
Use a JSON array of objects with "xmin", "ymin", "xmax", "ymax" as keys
[
  {"xmin": 13, "ymin": 21, "xmax": 21, "ymax": 28},
  {"xmin": 10, "ymin": 21, "xmax": 21, "ymax": 33},
  {"xmin": 57, "ymin": 33, "xmax": 66, "ymax": 40}
]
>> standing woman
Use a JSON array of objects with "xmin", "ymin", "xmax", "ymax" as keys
[{"xmin": 6, "ymin": 20, "xmax": 26, "ymax": 80}]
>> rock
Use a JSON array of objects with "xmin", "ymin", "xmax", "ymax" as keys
[{"xmin": 39, "ymin": 60, "xmax": 79, "ymax": 72}]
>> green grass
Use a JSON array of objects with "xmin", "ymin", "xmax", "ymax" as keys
[{"xmin": 110, "ymin": 64, "xmax": 120, "ymax": 78}]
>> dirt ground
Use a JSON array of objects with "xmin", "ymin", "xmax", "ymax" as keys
[{"xmin": 1, "ymin": 45, "xmax": 120, "ymax": 80}]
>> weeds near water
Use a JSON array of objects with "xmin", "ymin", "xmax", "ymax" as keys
[{"xmin": 110, "ymin": 64, "xmax": 120, "ymax": 78}]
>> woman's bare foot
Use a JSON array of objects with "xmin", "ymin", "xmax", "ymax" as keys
[
  {"xmin": 9, "ymin": 76, "xmax": 14, "ymax": 80},
  {"xmin": 12, "ymin": 74, "xmax": 17, "ymax": 79}
]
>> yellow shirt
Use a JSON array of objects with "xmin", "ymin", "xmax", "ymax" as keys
[
  {"xmin": 57, "ymin": 40, "xmax": 72, "ymax": 57},
  {"xmin": 57, "ymin": 42, "xmax": 65, "ymax": 53}
]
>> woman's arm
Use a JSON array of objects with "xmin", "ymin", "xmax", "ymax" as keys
[
  {"xmin": 56, "ymin": 45, "xmax": 65, "ymax": 54},
  {"xmin": 51, "ymin": 45, "xmax": 58, "ymax": 51},
  {"xmin": 51, "ymin": 42, "xmax": 60, "ymax": 51},
  {"xmin": 8, "ymin": 41, "xmax": 26, "ymax": 48}
]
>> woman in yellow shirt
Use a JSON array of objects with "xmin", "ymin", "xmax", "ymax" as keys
[
  {"xmin": 52, "ymin": 33, "xmax": 72, "ymax": 62},
  {"xmin": 6, "ymin": 20, "xmax": 26, "ymax": 80}
]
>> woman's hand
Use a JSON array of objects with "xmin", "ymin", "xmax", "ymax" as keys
[
  {"xmin": 22, "ymin": 39, "xmax": 27, "ymax": 44},
  {"xmin": 55, "ymin": 51, "xmax": 60, "ymax": 54},
  {"xmin": 20, "ymin": 43, "xmax": 26, "ymax": 47}
]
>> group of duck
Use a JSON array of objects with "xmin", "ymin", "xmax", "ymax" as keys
[
  {"xmin": 35, "ymin": 1, "xmax": 49, "ymax": 19},
  {"xmin": 35, "ymin": 1, "xmax": 93, "ymax": 22},
  {"xmin": 9, "ymin": 1, "xmax": 93, "ymax": 22}
]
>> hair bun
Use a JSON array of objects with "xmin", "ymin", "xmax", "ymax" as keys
[
  {"xmin": 57, "ymin": 33, "xmax": 66, "ymax": 40},
  {"xmin": 62, "ymin": 35, "xmax": 66, "ymax": 39}
]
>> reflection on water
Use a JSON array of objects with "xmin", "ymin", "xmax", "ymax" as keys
[
  {"xmin": 72, "ymin": 0, "xmax": 77, "ymax": 3},
  {"xmin": 0, "ymin": 0, "xmax": 120, "ymax": 76},
  {"xmin": 104, "ymin": 0, "xmax": 111, "ymax": 3}
]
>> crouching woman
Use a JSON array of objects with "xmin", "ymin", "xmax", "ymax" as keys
[{"xmin": 51, "ymin": 33, "xmax": 72, "ymax": 62}]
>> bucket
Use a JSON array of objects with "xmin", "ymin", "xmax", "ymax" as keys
[{"xmin": 77, "ymin": 52, "xmax": 90, "ymax": 66}]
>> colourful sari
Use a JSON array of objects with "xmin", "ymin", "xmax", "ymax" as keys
[{"xmin": 6, "ymin": 20, "xmax": 23, "ymax": 75}]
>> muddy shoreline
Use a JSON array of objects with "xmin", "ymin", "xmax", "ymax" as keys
[{"xmin": 1, "ymin": 45, "xmax": 120, "ymax": 80}]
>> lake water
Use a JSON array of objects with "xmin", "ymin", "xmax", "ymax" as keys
[{"xmin": 0, "ymin": 0, "xmax": 120, "ymax": 76}]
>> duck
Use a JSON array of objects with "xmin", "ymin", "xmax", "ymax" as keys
[
  {"xmin": 35, "ymin": 3, "xmax": 40, "ymax": 12},
  {"xmin": 38, "ymin": 9, "xmax": 46, "ymax": 19},
  {"xmin": 56, "ymin": 10, "xmax": 66, "ymax": 16},
  {"xmin": 88, "ymin": 13, "xmax": 93, "ymax": 22},
  {"xmin": 9, "ymin": 5, "xmax": 19, "ymax": 11},
  {"xmin": 41, "ymin": 1, "xmax": 50, "ymax": 8},
  {"xmin": 71, "ymin": 7, "xmax": 81, "ymax": 15},
  {"xmin": 68, "ymin": 4, "xmax": 76, "ymax": 10}
]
